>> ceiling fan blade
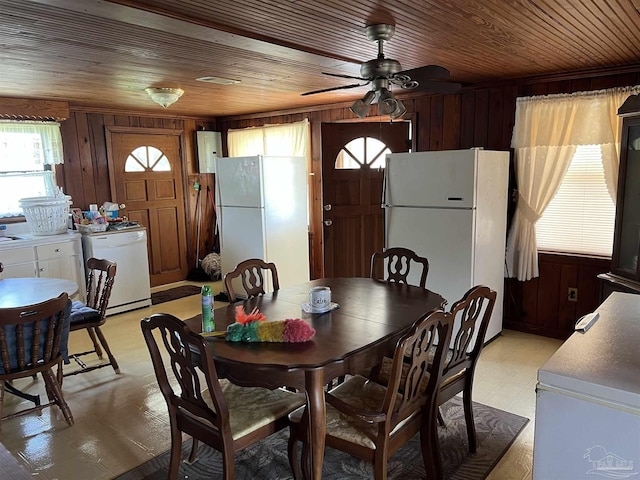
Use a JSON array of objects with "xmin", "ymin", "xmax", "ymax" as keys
[
  {"xmin": 322, "ymin": 72, "xmax": 367, "ymax": 81},
  {"xmin": 398, "ymin": 65, "xmax": 452, "ymax": 82},
  {"xmin": 412, "ymin": 80, "xmax": 462, "ymax": 95},
  {"xmin": 301, "ymin": 82, "xmax": 369, "ymax": 96}
]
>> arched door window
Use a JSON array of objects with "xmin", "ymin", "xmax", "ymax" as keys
[
  {"xmin": 125, "ymin": 146, "xmax": 171, "ymax": 172},
  {"xmin": 335, "ymin": 137, "xmax": 391, "ymax": 169}
]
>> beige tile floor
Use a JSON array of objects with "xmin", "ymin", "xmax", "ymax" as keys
[{"xmin": 0, "ymin": 280, "xmax": 562, "ymax": 480}]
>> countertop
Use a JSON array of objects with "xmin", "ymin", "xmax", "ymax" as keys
[
  {"xmin": 0, "ymin": 230, "xmax": 81, "ymax": 250},
  {"xmin": 537, "ymin": 292, "xmax": 640, "ymax": 410},
  {"xmin": 78, "ymin": 224, "xmax": 145, "ymax": 236}
]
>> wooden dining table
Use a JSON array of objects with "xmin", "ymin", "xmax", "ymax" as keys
[{"xmin": 185, "ymin": 277, "xmax": 445, "ymax": 480}]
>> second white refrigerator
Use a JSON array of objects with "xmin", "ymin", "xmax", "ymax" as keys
[
  {"xmin": 384, "ymin": 148, "xmax": 509, "ymax": 341},
  {"xmin": 215, "ymin": 155, "xmax": 309, "ymax": 296}
]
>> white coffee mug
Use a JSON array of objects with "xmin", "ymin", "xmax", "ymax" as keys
[{"xmin": 309, "ymin": 286, "xmax": 331, "ymax": 309}]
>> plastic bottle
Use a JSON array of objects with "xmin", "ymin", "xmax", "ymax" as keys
[{"xmin": 201, "ymin": 285, "xmax": 215, "ymax": 333}]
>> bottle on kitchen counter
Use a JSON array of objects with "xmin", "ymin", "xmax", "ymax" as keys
[{"xmin": 201, "ymin": 285, "xmax": 215, "ymax": 333}]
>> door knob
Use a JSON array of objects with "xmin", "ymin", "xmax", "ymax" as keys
[
  {"xmin": 323, "ymin": 204, "xmax": 332, "ymax": 211},
  {"xmin": 324, "ymin": 219, "xmax": 333, "ymax": 226}
]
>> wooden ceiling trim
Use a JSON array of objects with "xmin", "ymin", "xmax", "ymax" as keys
[
  {"xmin": 0, "ymin": 97, "xmax": 69, "ymax": 121},
  {"xmin": 69, "ymin": 104, "xmax": 213, "ymax": 121}
]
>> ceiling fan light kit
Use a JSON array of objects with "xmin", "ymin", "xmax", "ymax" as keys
[
  {"xmin": 350, "ymin": 90, "xmax": 377, "ymax": 118},
  {"xmin": 350, "ymin": 86, "xmax": 407, "ymax": 119},
  {"xmin": 303, "ymin": 23, "xmax": 461, "ymax": 119},
  {"xmin": 390, "ymin": 99, "xmax": 406, "ymax": 119},
  {"xmin": 377, "ymin": 88, "xmax": 397, "ymax": 114},
  {"xmin": 145, "ymin": 87, "xmax": 184, "ymax": 108}
]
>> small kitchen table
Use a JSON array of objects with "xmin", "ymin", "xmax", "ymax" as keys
[
  {"xmin": 0, "ymin": 277, "xmax": 79, "ymax": 309},
  {"xmin": 185, "ymin": 277, "xmax": 445, "ymax": 480}
]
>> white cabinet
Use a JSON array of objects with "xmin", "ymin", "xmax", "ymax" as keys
[
  {"xmin": 0, "ymin": 246, "xmax": 37, "ymax": 278},
  {"xmin": 0, "ymin": 233, "xmax": 85, "ymax": 300},
  {"xmin": 35, "ymin": 240, "xmax": 85, "ymax": 299}
]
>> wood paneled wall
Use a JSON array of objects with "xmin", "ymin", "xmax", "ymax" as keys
[
  {"xmin": 57, "ymin": 111, "xmax": 216, "ymax": 272},
  {"xmin": 218, "ymin": 70, "xmax": 640, "ymax": 339},
  {"xmin": 504, "ymin": 253, "xmax": 610, "ymax": 339},
  {"xmin": 32, "ymin": 69, "xmax": 640, "ymax": 339}
]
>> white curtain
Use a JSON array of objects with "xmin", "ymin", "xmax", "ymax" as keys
[
  {"xmin": 0, "ymin": 120, "xmax": 64, "ymax": 164},
  {"xmin": 227, "ymin": 119, "xmax": 309, "ymax": 157},
  {"xmin": 506, "ymin": 85, "xmax": 640, "ymax": 281}
]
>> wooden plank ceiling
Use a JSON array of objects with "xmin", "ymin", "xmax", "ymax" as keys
[{"xmin": 1, "ymin": 0, "xmax": 640, "ymax": 118}]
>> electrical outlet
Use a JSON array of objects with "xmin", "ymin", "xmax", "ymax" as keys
[{"xmin": 568, "ymin": 287, "xmax": 578, "ymax": 302}]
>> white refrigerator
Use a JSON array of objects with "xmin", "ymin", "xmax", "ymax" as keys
[
  {"xmin": 384, "ymin": 148, "xmax": 509, "ymax": 342},
  {"xmin": 215, "ymin": 155, "xmax": 309, "ymax": 295}
]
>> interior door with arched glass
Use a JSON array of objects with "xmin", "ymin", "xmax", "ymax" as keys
[
  {"xmin": 107, "ymin": 129, "xmax": 187, "ymax": 286},
  {"xmin": 321, "ymin": 122, "xmax": 410, "ymax": 278}
]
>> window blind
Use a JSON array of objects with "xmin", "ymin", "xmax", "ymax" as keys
[{"xmin": 536, "ymin": 145, "xmax": 615, "ymax": 257}]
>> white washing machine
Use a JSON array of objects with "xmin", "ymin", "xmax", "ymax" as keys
[{"xmin": 80, "ymin": 227, "xmax": 151, "ymax": 315}]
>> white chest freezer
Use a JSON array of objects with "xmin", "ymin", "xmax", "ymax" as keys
[{"xmin": 532, "ymin": 292, "xmax": 640, "ymax": 479}]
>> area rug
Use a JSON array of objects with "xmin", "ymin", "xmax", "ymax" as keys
[
  {"xmin": 116, "ymin": 396, "xmax": 528, "ymax": 480},
  {"xmin": 151, "ymin": 285, "xmax": 202, "ymax": 305}
]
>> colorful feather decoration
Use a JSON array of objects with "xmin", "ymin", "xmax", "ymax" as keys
[{"xmin": 224, "ymin": 306, "xmax": 315, "ymax": 343}]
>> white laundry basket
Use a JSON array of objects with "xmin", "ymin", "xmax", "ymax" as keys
[{"xmin": 19, "ymin": 195, "xmax": 72, "ymax": 235}]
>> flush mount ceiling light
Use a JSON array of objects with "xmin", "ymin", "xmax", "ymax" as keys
[
  {"xmin": 349, "ymin": 79, "xmax": 407, "ymax": 120},
  {"xmin": 144, "ymin": 87, "xmax": 184, "ymax": 108}
]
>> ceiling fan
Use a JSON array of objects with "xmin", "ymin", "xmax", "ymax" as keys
[{"xmin": 302, "ymin": 24, "xmax": 461, "ymax": 119}]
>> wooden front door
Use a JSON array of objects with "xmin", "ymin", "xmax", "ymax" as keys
[
  {"xmin": 106, "ymin": 129, "xmax": 187, "ymax": 287},
  {"xmin": 322, "ymin": 122, "xmax": 411, "ymax": 278}
]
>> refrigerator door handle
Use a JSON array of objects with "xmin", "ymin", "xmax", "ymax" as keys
[{"xmin": 382, "ymin": 162, "xmax": 388, "ymax": 205}]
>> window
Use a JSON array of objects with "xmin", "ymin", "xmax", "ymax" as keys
[
  {"xmin": 0, "ymin": 122, "xmax": 63, "ymax": 218},
  {"xmin": 335, "ymin": 137, "xmax": 390, "ymax": 169},
  {"xmin": 125, "ymin": 146, "xmax": 171, "ymax": 172},
  {"xmin": 536, "ymin": 145, "xmax": 616, "ymax": 256},
  {"xmin": 506, "ymin": 85, "xmax": 640, "ymax": 281}
]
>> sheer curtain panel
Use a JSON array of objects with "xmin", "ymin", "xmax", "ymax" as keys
[
  {"xmin": 0, "ymin": 121, "xmax": 64, "ymax": 217},
  {"xmin": 506, "ymin": 86, "xmax": 640, "ymax": 281},
  {"xmin": 0, "ymin": 121, "xmax": 64, "ymax": 165},
  {"xmin": 227, "ymin": 119, "xmax": 309, "ymax": 157}
]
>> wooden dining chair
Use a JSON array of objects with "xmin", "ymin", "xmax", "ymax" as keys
[
  {"xmin": 370, "ymin": 247, "xmax": 430, "ymax": 289},
  {"xmin": 141, "ymin": 313, "xmax": 305, "ymax": 480},
  {"xmin": 224, "ymin": 258, "xmax": 280, "ymax": 302},
  {"xmin": 63, "ymin": 258, "xmax": 119, "ymax": 378},
  {"xmin": 287, "ymin": 309, "xmax": 452, "ymax": 480},
  {"xmin": 369, "ymin": 285, "xmax": 497, "ymax": 455},
  {"xmin": 437, "ymin": 285, "xmax": 496, "ymax": 453},
  {"xmin": 0, "ymin": 293, "xmax": 74, "ymax": 428}
]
